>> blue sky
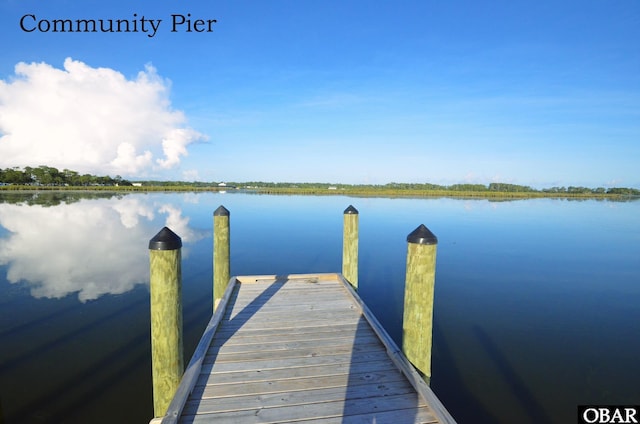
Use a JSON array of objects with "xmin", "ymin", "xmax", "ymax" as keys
[{"xmin": 0, "ymin": 0, "xmax": 638, "ymax": 188}]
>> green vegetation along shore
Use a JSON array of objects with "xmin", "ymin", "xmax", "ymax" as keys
[{"xmin": 1, "ymin": 166, "xmax": 639, "ymax": 199}]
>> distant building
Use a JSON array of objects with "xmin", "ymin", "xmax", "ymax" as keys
[
  {"xmin": 132, "ymin": 183, "xmax": 143, "ymax": 187},
  {"xmin": 218, "ymin": 182, "xmax": 227, "ymax": 187}
]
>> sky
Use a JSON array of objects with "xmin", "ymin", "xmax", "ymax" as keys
[{"xmin": 0, "ymin": 0, "xmax": 638, "ymax": 188}]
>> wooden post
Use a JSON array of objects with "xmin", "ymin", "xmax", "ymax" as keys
[
  {"xmin": 213, "ymin": 205, "xmax": 230, "ymax": 311},
  {"xmin": 149, "ymin": 227, "xmax": 183, "ymax": 418},
  {"xmin": 342, "ymin": 205, "xmax": 359, "ymax": 290},
  {"xmin": 402, "ymin": 224, "xmax": 438, "ymax": 383}
]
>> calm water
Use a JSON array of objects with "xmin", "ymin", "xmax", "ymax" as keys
[{"xmin": 0, "ymin": 191, "xmax": 638, "ymax": 423}]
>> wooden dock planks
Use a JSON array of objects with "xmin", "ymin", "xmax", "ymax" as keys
[{"xmin": 155, "ymin": 273, "xmax": 456, "ymax": 424}]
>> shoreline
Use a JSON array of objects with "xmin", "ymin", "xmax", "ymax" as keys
[{"xmin": 1, "ymin": 184, "xmax": 638, "ymax": 201}]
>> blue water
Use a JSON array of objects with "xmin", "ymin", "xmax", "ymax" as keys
[{"xmin": 0, "ymin": 192, "xmax": 638, "ymax": 423}]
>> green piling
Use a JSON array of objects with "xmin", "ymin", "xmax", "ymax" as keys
[
  {"xmin": 213, "ymin": 206, "xmax": 230, "ymax": 311},
  {"xmin": 342, "ymin": 205, "xmax": 359, "ymax": 290},
  {"xmin": 149, "ymin": 227, "xmax": 183, "ymax": 418},
  {"xmin": 402, "ymin": 224, "xmax": 438, "ymax": 383}
]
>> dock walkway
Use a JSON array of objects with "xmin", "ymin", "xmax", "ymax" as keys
[{"xmin": 154, "ymin": 273, "xmax": 456, "ymax": 424}]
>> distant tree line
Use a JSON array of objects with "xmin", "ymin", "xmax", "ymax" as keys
[
  {"xmin": 132, "ymin": 180, "xmax": 221, "ymax": 187},
  {"xmin": 0, "ymin": 166, "xmax": 132, "ymax": 186},
  {"xmin": 232, "ymin": 181, "xmax": 639, "ymax": 195},
  {"xmin": 2, "ymin": 166, "xmax": 638, "ymax": 196}
]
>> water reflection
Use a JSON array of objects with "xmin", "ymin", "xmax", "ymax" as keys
[
  {"xmin": 0, "ymin": 191, "xmax": 638, "ymax": 424},
  {"xmin": 0, "ymin": 190, "xmax": 121, "ymax": 207},
  {"xmin": 0, "ymin": 193, "xmax": 205, "ymax": 301}
]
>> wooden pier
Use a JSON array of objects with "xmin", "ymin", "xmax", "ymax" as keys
[
  {"xmin": 148, "ymin": 206, "xmax": 457, "ymax": 423},
  {"xmin": 152, "ymin": 273, "xmax": 455, "ymax": 423}
]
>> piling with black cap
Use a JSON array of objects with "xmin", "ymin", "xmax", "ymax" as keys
[
  {"xmin": 148, "ymin": 227, "xmax": 183, "ymax": 417},
  {"xmin": 402, "ymin": 224, "xmax": 438, "ymax": 382},
  {"xmin": 342, "ymin": 205, "xmax": 359, "ymax": 289},
  {"xmin": 213, "ymin": 206, "xmax": 230, "ymax": 311}
]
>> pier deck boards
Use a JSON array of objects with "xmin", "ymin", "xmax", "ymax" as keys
[{"xmin": 156, "ymin": 273, "xmax": 456, "ymax": 424}]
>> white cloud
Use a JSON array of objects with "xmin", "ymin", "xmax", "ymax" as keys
[
  {"xmin": 157, "ymin": 128, "xmax": 198, "ymax": 169},
  {"xmin": 0, "ymin": 58, "xmax": 207, "ymax": 176}
]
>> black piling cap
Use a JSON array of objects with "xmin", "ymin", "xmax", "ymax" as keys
[
  {"xmin": 149, "ymin": 227, "xmax": 182, "ymax": 250},
  {"xmin": 344, "ymin": 205, "xmax": 359, "ymax": 215},
  {"xmin": 407, "ymin": 224, "xmax": 438, "ymax": 245},
  {"xmin": 214, "ymin": 205, "xmax": 230, "ymax": 216}
]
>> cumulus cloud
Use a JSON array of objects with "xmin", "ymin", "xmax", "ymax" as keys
[{"xmin": 0, "ymin": 58, "xmax": 207, "ymax": 175}]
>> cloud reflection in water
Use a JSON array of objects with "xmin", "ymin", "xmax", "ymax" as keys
[{"xmin": 0, "ymin": 195, "xmax": 204, "ymax": 302}]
